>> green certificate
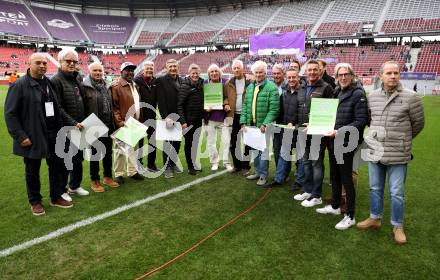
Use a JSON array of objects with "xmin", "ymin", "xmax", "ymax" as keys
[
  {"xmin": 111, "ymin": 117, "xmax": 148, "ymax": 147},
  {"xmin": 307, "ymin": 98, "xmax": 339, "ymax": 135},
  {"xmin": 203, "ymin": 83, "xmax": 223, "ymax": 110}
]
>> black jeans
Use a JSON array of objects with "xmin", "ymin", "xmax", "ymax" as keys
[
  {"xmin": 163, "ymin": 140, "xmax": 181, "ymax": 169},
  {"xmin": 183, "ymin": 120, "xmax": 202, "ymax": 170},
  {"xmin": 273, "ymin": 131, "xmax": 282, "ymax": 168},
  {"xmin": 138, "ymin": 126, "xmax": 157, "ymax": 167},
  {"xmin": 23, "ymin": 138, "xmax": 64, "ymax": 204},
  {"xmin": 90, "ymin": 136, "xmax": 113, "ymax": 181},
  {"xmin": 61, "ymin": 139, "xmax": 83, "ymax": 191},
  {"xmin": 230, "ymin": 113, "xmax": 250, "ymax": 171},
  {"xmin": 329, "ymin": 141, "xmax": 356, "ymax": 218}
]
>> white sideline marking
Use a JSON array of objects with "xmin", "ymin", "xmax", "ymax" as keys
[{"xmin": 0, "ymin": 170, "xmax": 228, "ymax": 258}]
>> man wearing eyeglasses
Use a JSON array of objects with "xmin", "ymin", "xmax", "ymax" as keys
[{"xmin": 51, "ymin": 49, "xmax": 89, "ymax": 202}]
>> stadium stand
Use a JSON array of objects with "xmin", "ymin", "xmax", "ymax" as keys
[
  {"xmin": 135, "ymin": 18, "xmax": 171, "ymax": 46},
  {"xmin": 0, "ymin": 47, "xmax": 34, "ymax": 74},
  {"xmin": 414, "ymin": 43, "xmax": 440, "ymax": 75},
  {"xmin": 382, "ymin": 0, "xmax": 440, "ymax": 34},
  {"xmin": 178, "ymin": 50, "xmax": 241, "ymax": 75},
  {"xmin": 152, "ymin": 53, "xmax": 187, "ymax": 74}
]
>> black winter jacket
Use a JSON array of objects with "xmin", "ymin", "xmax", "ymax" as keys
[
  {"xmin": 134, "ymin": 74, "xmax": 157, "ymax": 122},
  {"xmin": 51, "ymin": 69, "xmax": 85, "ymax": 126},
  {"xmin": 177, "ymin": 77, "xmax": 204, "ymax": 124},
  {"xmin": 297, "ymin": 78, "xmax": 334, "ymax": 126},
  {"xmin": 156, "ymin": 73, "xmax": 182, "ymax": 119},
  {"xmin": 333, "ymin": 82, "xmax": 369, "ymax": 145},
  {"xmin": 4, "ymin": 72, "xmax": 63, "ymax": 159},
  {"xmin": 279, "ymin": 84, "xmax": 300, "ymax": 125}
]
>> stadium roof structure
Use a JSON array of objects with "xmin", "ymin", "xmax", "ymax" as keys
[{"xmin": 29, "ymin": 0, "xmax": 272, "ymax": 11}]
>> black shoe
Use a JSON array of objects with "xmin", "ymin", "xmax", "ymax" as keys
[
  {"xmin": 115, "ymin": 176, "xmax": 124, "ymax": 185},
  {"xmin": 130, "ymin": 173, "xmax": 144, "ymax": 181},
  {"xmin": 188, "ymin": 168, "xmax": 197, "ymax": 175},
  {"xmin": 291, "ymin": 182, "xmax": 303, "ymax": 192},
  {"xmin": 265, "ymin": 181, "xmax": 283, "ymax": 188},
  {"xmin": 147, "ymin": 165, "xmax": 159, "ymax": 172}
]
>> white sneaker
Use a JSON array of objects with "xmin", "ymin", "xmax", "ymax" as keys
[
  {"xmin": 68, "ymin": 187, "xmax": 90, "ymax": 196},
  {"xmin": 246, "ymin": 174, "xmax": 260, "ymax": 180},
  {"xmin": 301, "ymin": 197, "xmax": 322, "ymax": 207},
  {"xmin": 224, "ymin": 163, "xmax": 234, "ymax": 172},
  {"xmin": 211, "ymin": 164, "xmax": 219, "ymax": 171},
  {"xmin": 316, "ymin": 205, "xmax": 341, "ymax": 215},
  {"xmin": 293, "ymin": 192, "xmax": 312, "ymax": 201},
  {"xmin": 61, "ymin": 192, "xmax": 72, "ymax": 202},
  {"xmin": 335, "ymin": 215, "xmax": 356, "ymax": 230},
  {"xmin": 256, "ymin": 177, "xmax": 267, "ymax": 186}
]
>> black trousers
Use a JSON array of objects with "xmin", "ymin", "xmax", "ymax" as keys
[
  {"xmin": 163, "ymin": 140, "xmax": 181, "ymax": 169},
  {"xmin": 138, "ymin": 126, "xmax": 157, "ymax": 168},
  {"xmin": 329, "ymin": 141, "xmax": 356, "ymax": 218},
  {"xmin": 89, "ymin": 136, "xmax": 113, "ymax": 181},
  {"xmin": 183, "ymin": 120, "xmax": 202, "ymax": 170},
  {"xmin": 60, "ymin": 139, "xmax": 83, "ymax": 191},
  {"xmin": 23, "ymin": 138, "xmax": 64, "ymax": 204},
  {"xmin": 230, "ymin": 113, "xmax": 250, "ymax": 171}
]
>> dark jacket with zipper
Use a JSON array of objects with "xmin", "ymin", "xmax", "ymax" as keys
[
  {"xmin": 333, "ymin": 82, "xmax": 369, "ymax": 146},
  {"xmin": 156, "ymin": 73, "xmax": 182, "ymax": 120},
  {"xmin": 134, "ymin": 74, "xmax": 157, "ymax": 122},
  {"xmin": 177, "ymin": 77, "xmax": 204, "ymax": 124},
  {"xmin": 82, "ymin": 75, "xmax": 114, "ymax": 130},
  {"xmin": 297, "ymin": 78, "xmax": 334, "ymax": 126},
  {"xmin": 279, "ymin": 83, "xmax": 301, "ymax": 125},
  {"xmin": 51, "ymin": 69, "xmax": 85, "ymax": 126},
  {"xmin": 4, "ymin": 71, "xmax": 63, "ymax": 159}
]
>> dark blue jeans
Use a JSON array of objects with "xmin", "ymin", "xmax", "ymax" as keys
[{"xmin": 303, "ymin": 146, "xmax": 325, "ymax": 197}]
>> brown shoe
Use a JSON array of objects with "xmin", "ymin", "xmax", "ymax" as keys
[
  {"xmin": 50, "ymin": 198, "xmax": 73, "ymax": 208},
  {"xmin": 241, "ymin": 169, "xmax": 251, "ymax": 177},
  {"xmin": 31, "ymin": 202, "xmax": 45, "ymax": 216},
  {"xmin": 356, "ymin": 218, "xmax": 381, "ymax": 230},
  {"xmin": 91, "ymin": 180, "xmax": 105, "ymax": 193},
  {"xmin": 103, "ymin": 177, "xmax": 120, "ymax": 188},
  {"xmin": 393, "ymin": 227, "xmax": 407, "ymax": 245}
]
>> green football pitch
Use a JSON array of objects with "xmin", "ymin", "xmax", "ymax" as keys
[{"xmin": 0, "ymin": 85, "xmax": 439, "ymax": 279}]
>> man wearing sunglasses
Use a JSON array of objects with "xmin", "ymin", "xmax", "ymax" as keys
[{"xmin": 51, "ymin": 49, "xmax": 89, "ymax": 202}]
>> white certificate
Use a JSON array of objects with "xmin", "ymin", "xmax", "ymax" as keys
[
  {"xmin": 69, "ymin": 113, "xmax": 109, "ymax": 149},
  {"xmin": 155, "ymin": 120, "xmax": 182, "ymax": 141},
  {"xmin": 243, "ymin": 127, "xmax": 267, "ymax": 151}
]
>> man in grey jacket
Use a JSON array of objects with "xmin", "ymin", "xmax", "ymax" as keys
[{"xmin": 357, "ymin": 61, "xmax": 424, "ymax": 245}]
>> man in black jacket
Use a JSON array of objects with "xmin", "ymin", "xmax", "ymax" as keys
[
  {"xmin": 177, "ymin": 64, "xmax": 204, "ymax": 175},
  {"xmin": 134, "ymin": 61, "xmax": 158, "ymax": 171},
  {"xmin": 269, "ymin": 68, "xmax": 301, "ymax": 187},
  {"xmin": 51, "ymin": 49, "xmax": 89, "ymax": 200},
  {"xmin": 155, "ymin": 59, "xmax": 183, "ymax": 178},
  {"xmin": 294, "ymin": 60, "xmax": 334, "ymax": 208},
  {"xmin": 4, "ymin": 53, "xmax": 73, "ymax": 215},
  {"xmin": 318, "ymin": 59, "xmax": 336, "ymax": 89}
]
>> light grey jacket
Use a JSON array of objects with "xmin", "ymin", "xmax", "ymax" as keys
[{"xmin": 364, "ymin": 83, "xmax": 424, "ymax": 165}]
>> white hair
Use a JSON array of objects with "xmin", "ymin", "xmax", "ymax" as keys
[
  {"xmin": 272, "ymin": 63, "xmax": 285, "ymax": 73},
  {"xmin": 334, "ymin": 63, "xmax": 355, "ymax": 77},
  {"xmin": 88, "ymin": 61, "xmax": 104, "ymax": 72},
  {"xmin": 231, "ymin": 60, "xmax": 244, "ymax": 69},
  {"xmin": 207, "ymin": 63, "xmax": 223, "ymax": 77},
  {"xmin": 251, "ymin": 60, "xmax": 268, "ymax": 74},
  {"xmin": 58, "ymin": 49, "xmax": 79, "ymax": 62},
  {"xmin": 144, "ymin": 60, "xmax": 154, "ymax": 67}
]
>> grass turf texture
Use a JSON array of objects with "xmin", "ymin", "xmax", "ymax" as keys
[{"xmin": 0, "ymin": 85, "xmax": 439, "ymax": 279}]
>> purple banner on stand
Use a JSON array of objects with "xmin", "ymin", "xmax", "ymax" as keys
[
  {"xmin": 400, "ymin": 72, "xmax": 437, "ymax": 80},
  {"xmin": 76, "ymin": 14, "xmax": 136, "ymax": 45},
  {"xmin": 32, "ymin": 7, "xmax": 87, "ymax": 41},
  {"xmin": 249, "ymin": 31, "xmax": 305, "ymax": 56},
  {"xmin": 0, "ymin": 0, "xmax": 47, "ymax": 38}
]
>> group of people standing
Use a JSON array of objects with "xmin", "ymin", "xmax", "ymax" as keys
[{"xmin": 5, "ymin": 49, "xmax": 424, "ymax": 245}]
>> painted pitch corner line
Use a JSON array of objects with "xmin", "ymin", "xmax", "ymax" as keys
[{"xmin": 0, "ymin": 170, "xmax": 228, "ymax": 258}]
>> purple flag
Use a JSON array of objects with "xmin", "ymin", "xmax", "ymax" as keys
[
  {"xmin": 32, "ymin": 7, "xmax": 87, "ymax": 41},
  {"xmin": 76, "ymin": 14, "xmax": 136, "ymax": 45},
  {"xmin": 0, "ymin": 0, "xmax": 47, "ymax": 38},
  {"xmin": 249, "ymin": 31, "xmax": 305, "ymax": 55}
]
